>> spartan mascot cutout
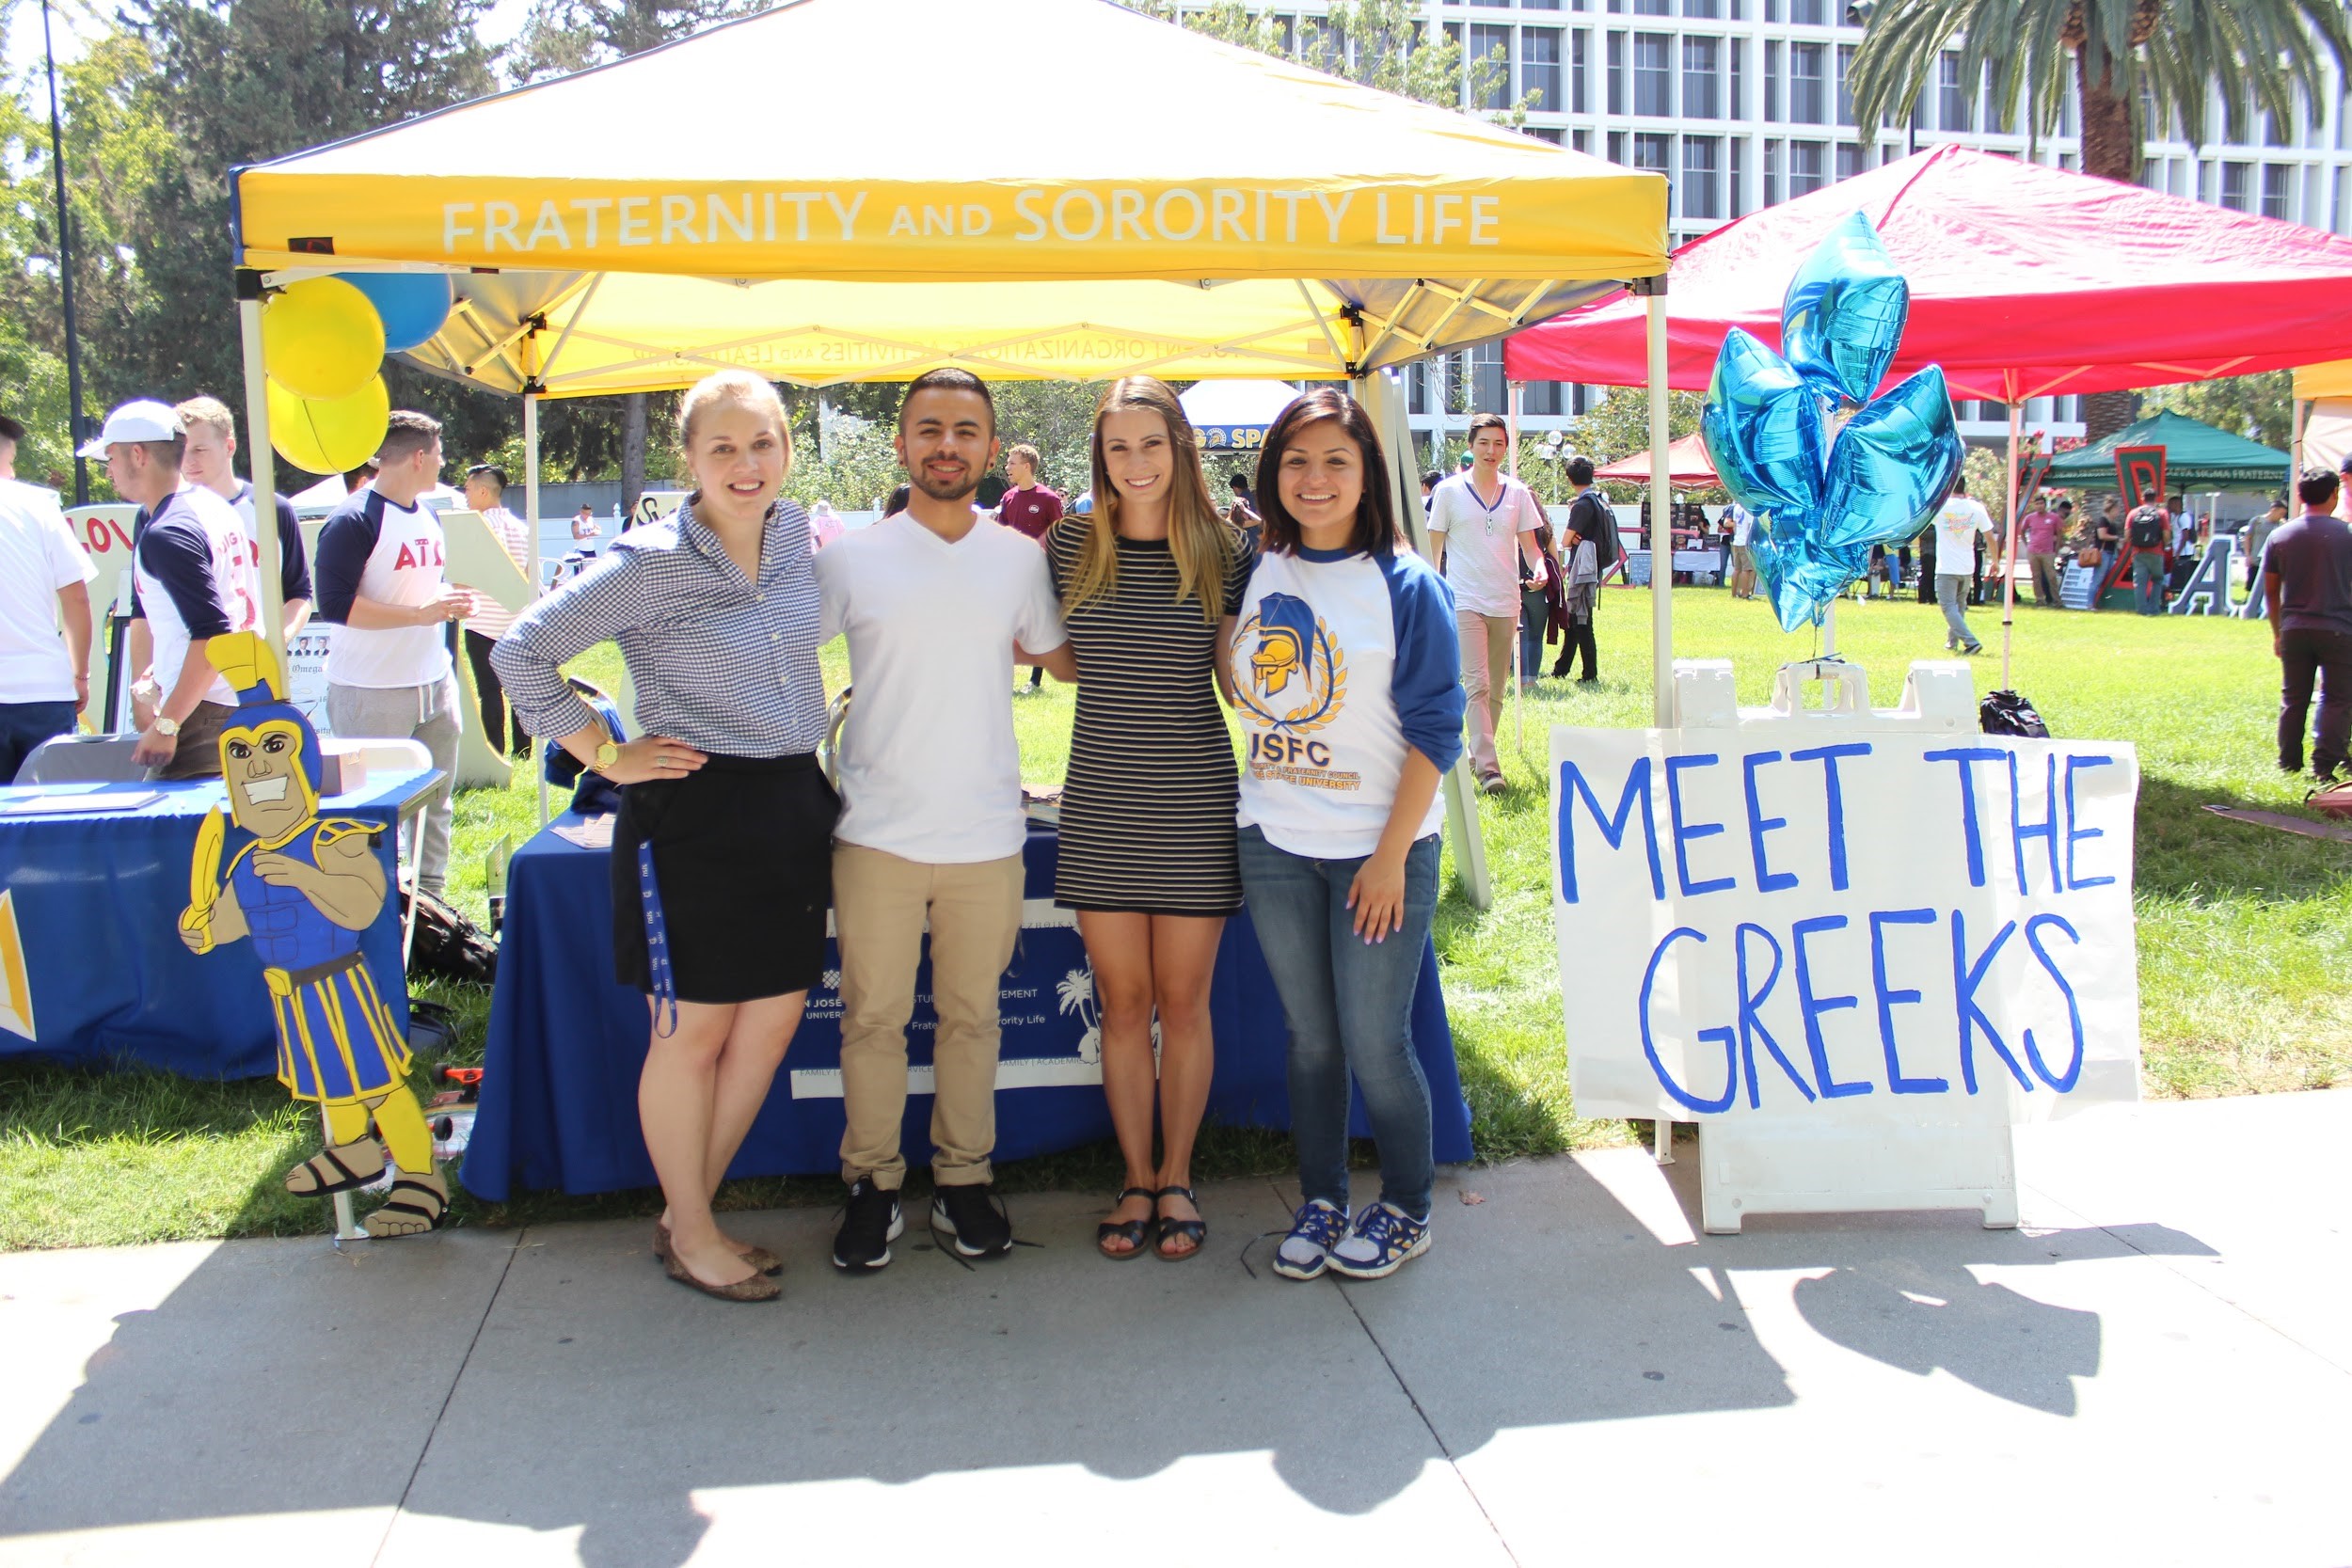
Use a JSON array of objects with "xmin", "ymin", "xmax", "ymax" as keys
[{"xmin": 178, "ymin": 632, "xmax": 447, "ymax": 1237}]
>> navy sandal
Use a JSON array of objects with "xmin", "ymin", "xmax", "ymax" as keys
[
  {"xmin": 1097, "ymin": 1186, "xmax": 1157, "ymax": 1259},
  {"xmin": 1154, "ymin": 1185, "xmax": 1205, "ymax": 1260}
]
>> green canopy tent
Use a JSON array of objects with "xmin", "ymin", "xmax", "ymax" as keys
[{"xmin": 2043, "ymin": 410, "xmax": 2290, "ymax": 492}]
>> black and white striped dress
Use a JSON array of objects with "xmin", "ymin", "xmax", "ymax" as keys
[{"xmin": 1048, "ymin": 516, "xmax": 1255, "ymax": 916}]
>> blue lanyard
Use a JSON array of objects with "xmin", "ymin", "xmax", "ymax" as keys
[{"xmin": 638, "ymin": 842, "xmax": 677, "ymax": 1038}]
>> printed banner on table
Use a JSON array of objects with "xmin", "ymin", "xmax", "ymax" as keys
[{"xmin": 1551, "ymin": 727, "xmax": 2140, "ymax": 1122}]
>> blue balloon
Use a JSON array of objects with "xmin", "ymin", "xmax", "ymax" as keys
[
  {"xmin": 339, "ymin": 272, "xmax": 453, "ymax": 354},
  {"xmin": 1703, "ymin": 328, "xmax": 1824, "ymax": 519},
  {"xmin": 1816, "ymin": 366, "xmax": 1964, "ymax": 554},
  {"xmin": 1780, "ymin": 211, "xmax": 1908, "ymax": 407}
]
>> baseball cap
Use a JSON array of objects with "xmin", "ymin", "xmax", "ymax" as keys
[{"xmin": 76, "ymin": 399, "xmax": 183, "ymax": 458}]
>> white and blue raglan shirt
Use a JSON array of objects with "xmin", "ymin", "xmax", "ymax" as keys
[
  {"xmin": 314, "ymin": 489, "xmax": 453, "ymax": 689},
  {"xmin": 1228, "ymin": 545, "xmax": 1465, "ymax": 860},
  {"xmin": 131, "ymin": 485, "xmax": 261, "ymax": 707}
]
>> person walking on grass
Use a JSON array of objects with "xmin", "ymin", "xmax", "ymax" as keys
[
  {"xmin": 815, "ymin": 369, "xmax": 1072, "ymax": 1272},
  {"xmin": 1235, "ymin": 389, "xmax": 1462, "ymax": 1285},
  {"xmin": 1047, "ymin": 377, "xmax": 1253, "ymax": 1262},
  {"xmin": 2265, "ymin": 467, "xmax": 2352, "ymax": 784},
  {"xmin": 2019, "ymin": 496, "xmax": 2066, "ymax": 607},
  {"xmin": 497, "ymin": 372, "xmax": 834, "ymax": 1302},
  {"xmin": 1426, "ymin": 413, "xmax": 1547, "ymax": 795},
  {"xmin": 999, "ymin": 442, "xmax": 1063, "ymax": 693},
  {"xmin": 1932, "ymin": 476, "xmax": 1993, "ymax": 656},
  {"xmin": 2126, "ymin": 494, "xmax": 2171, "ymax": 616},
  {"xmin": 1550, "ymin": 456, "xmax": 1613, "ymax": 683}
]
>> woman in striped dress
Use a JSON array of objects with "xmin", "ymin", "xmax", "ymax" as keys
[{"xmin": 1047, "ymin": 376, "xmax": 1256, "ymax": 1260}]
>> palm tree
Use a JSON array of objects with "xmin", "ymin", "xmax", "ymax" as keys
[{"xmin": 1846, "ymin": 0, "xmax": 2352, "ymax": 437}]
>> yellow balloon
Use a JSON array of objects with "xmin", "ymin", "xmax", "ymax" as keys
[
  {"xmin": 267, "ymin": 374, "xmax": 389, "ymax": 476},
  {"xmin": 262, "ymin": 277, "xmax": 385, "ymax": 401}
]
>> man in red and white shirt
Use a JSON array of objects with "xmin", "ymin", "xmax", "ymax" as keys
[
  {"xmin": 1427, "ymin": 413, "xmax": 1548, "ymax": 794},
  {"xmin": 315, "ymin": 411, "xmax": 482, "ymax": 895},
  {"xmin": 997, "ymin": 443, "xmax": 1062, "ymax": 691}
]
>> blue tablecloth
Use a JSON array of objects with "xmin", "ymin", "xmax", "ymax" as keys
[
  {"xmin": 0, "ymin": 771, "xmax": 429, "ymax": 1076},
  {"xmin": 464, "ymin": 816, "xmax": 1472, "ymax": 1200}
]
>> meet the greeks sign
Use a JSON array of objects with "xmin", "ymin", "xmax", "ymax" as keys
[{"xmin": 1551, "ymin": 729, "xmax": 2142, "ymax": 1123}]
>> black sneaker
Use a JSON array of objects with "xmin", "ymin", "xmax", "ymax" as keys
[
  {"xmin": 831, "ymin": 1178, "xmax": 902, "ymax": 1272},
  {"xmin": 931, "ymin": 1182, "xmax": 1013, "ymax": 1258}
]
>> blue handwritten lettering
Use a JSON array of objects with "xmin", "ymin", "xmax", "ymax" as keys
[
  {"xmin": 1950, "ymin": 910, "xmax": 2030, "ymax": 1094},
  {"xmin": 1789, "ymin": 742, "xmax": 1869, "ymax": 892},
  {"xmin": 1557, "ymin": 756, "xmax": 1664, "ymax": 903},
  {"xmin": 1639, "ymin": 927, "xmax": 1736, "ymax": 1114},
  {"xmin": 1792, "ymin": 915, "xmax": 1870, "ymax": 1099},
  {"xmin": 1735, "ymin": 922, "xmax": 1815, "ymax": 1108},
  {"xmin": 1666, "ymin": 753, "xmax": 1736, "ymax": 897},
  {"xmin": 2008, "ymin": 752, "xmax": 2060, "ymax": 897},
  {"xmin": 2063, "ymin": 754, "xmax": 2117, "ymax": 890},
  {"xmin": 1743, "ymin": 750, "xmax": 1798, "ymax": 893},
  {"xmin": 1923, "ymin": 747, "xmax": 2006, "ymax": 890},
  {"xmin": 2023, "ymin": 913, "xmax": 2087, "ymax": 1091},
  {"xmin": 1868, "ymin": 908, "xmax": 1947, "ymax": 1094}
]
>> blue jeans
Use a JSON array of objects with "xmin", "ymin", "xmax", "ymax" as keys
[
  {"xmin": 1518, "ymin": 586, "xmax": 1547, "ymax": 686},
  {"xmin": 1237, "ymin": 825, "xmax": 1439, "ymax": 1219},
  {"xmin": 0, "ymin": 701, "xmax": 76, "ymax": 784},
  {"xmin": 2133, "ymin": 553, "xmax": 2164, "ymax": 615}
]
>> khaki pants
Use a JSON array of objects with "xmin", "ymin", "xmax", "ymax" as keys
[
  {"xmin": 2029, "ymin": 551, "xmax": 2062, "ymax": 607},
  {"xmin": 834, "ymin": 843, "xmax": 1025, "ymax": 1190},
  {"xmin": 1455, "ymin": 609, "xmax": 1515, "ymax": 779}
]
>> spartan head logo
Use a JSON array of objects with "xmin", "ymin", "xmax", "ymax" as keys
[
  {"xmin": 1248, "ymin": 592, "xmax": 1317, "ymax": 700},
  {"xmin": 1232, "ymin": 591, "xmax": 1346, "ymax": 735}
]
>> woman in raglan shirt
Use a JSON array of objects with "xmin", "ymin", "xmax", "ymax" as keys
[{"xmin": 1229, "ymin": 389, "xmax": 1465, "ymax": 1283}]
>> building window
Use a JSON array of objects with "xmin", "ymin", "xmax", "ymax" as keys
[
  {"xmin": 1789, "ymin": 0, "xmax": 1825, "ymax": 22},
  {"xmin": 1526, "ymin": 0, "xmax": 1564, "ymax": 8},
  {"xmin": 1836, "ymin": 43, "xmax": 1856, "ymax": 125},
  {"xmin": 1524, "ymin": 27, "xmax": 1562, "ymax": 112},
  {"xmin": 1472, "ymin": 345, "xmax": 1507, "ymax": 414},
  {"xmin": 1684, "ymin": 0, "xmax": 1720, "ymax": 14},
  {"xmin": 2263, "ymin": 163, "xmax": 2291, "ymax": 219},
  {"xmin": 1937, "ymin": 52, "xmax": 1968, "ymax": 132},
  {"xmin": 1574, "ymin": 127, "xmax": 1591, "ymax": 153},
  {"xmin": 1573, "ymin": 28, "xmax": 1590, "ymax": 112},
  {"xmin": 1526, "ymin": 125, "xmax": 1565, "ymax": 144},
  {"xmin": 1470, "ymin": 24, "xmax": 1514, "ymax": 111},
  {"xmin": 2220, "ymin": 161, "xmax": 2250, "ymax": 212},
  {"xmin": 1789, "ymin": 41, "xmax": 1825, "ymax": 123},
  {"xmin": 1764, "ymin": 39, "xmax": 1781, "ymax": 122},
  {"xmin": 1633, "ymin": 0, "xmax": 1670, "ymax": 13},
  {"xmin": 1763, "ymin": 137, "xmax": 1783, "ymax": 204},
  {"xmin": 1682, "ymin": 36, "xmax": 1720, "ymax": 119},
  {"xmin": 1608, "ymin": 30, "xmax": 1626, "ymax": 115},
  {"xmin": 1789, "ymin": 139, "xmax": 1826, "ymax": 196},
  {"xmin": 1730, "ymin": 135, "xmax": 1745, "ymax": 216},
  {"xmin": 1683, "ymin": 135, "xmax": 1722, "ymax": 218},
  {"xmin": 1728, "ymin": 36, "xmax": 1743, "ymax": 119},
  {"xmin": 1407, "ymin": 362, "xmax": 1428, "ymax": 417},
  {"xmin": 1609, "ymin": 130, "xmax": 1627, "ymax": 164},
  {"xmin": 1633, "ymin": 131, "xmax": 1673, "ymax": 175},
  {"xmin": 1525, "ymin": 381, "xmax": 1564, "ymax": 417},
  {"xmin": 1836, "ymin": 141, "xmax": 1863, "ymax": 180},
  {"xmin": 1634, "ymin": 33, "xmax": 1674, "ymax": 115}
]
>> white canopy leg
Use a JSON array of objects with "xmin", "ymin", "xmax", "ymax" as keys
[
  {"xmin": 1509, "ymin": 377, "xmax": 1525, "ymax": 752},
  {"xmin": 236, "ymin": 275, "xmax": 285, "ymax": 659},
  {"xmin": 1359, "ymin": 369, "xmax": 1490, "ymax": 911},
  {"xmin": 1639, "ymin": 280, "xmax": 1673, "ymax": 726},
  {"xmin": 2001, "ymin": 400, "xmax": 2022, "ymax": 690},
  {"xmin": 525, "ymin": 390, "xmax": 549, "ymax": 828}
]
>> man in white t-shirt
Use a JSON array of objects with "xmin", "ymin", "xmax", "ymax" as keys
[
  {"xmin": 174, "ymin": 395, "xmax": 311, "ymax": 639},
  {"xmin": 814, "ymin": 369, "xmax": 1071, "ymax": 1273},
  {"xmin": 314, "ymin": 410, "xmax": 482, "ymax": 895},
  {"xmin": 458, "ymin": 463, "xmax": 537, "ymax": 757},
  {"xmin": 0, "ymin": 412, "xmax": 96, "ymax": 781},
  {"xmin": 1932, "ymin": 476, "xmax": 1994, "ymax": 656},
  {"xmin": 1727, "ymin": 501, "xmax": 1757, "ymax": 600},
  {"xmin": 1426, "ymin": 414, "xmax": 1548, "ymax": 794}
]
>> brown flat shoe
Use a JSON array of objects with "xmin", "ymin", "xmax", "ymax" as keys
[
  {"xmin": 654, "ymin": 1219, "xmax": 783, "ymax": 1277},
  {"xmin": 663, "ymin": 1249, "xmax": 781, "ymax": 1303}
]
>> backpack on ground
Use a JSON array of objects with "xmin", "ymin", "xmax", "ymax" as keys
[
  {"xmin": 1979, "ymin": 689, "xmax": 2050, "ymax": 738},
  {"xmin": 402, "ymin": 884, "xmax": 499, "ymax": 986}
]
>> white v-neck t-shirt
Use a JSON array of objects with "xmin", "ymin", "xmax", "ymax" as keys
[
  {"xmin": 816, "ymin": 512, "xmax": 1068, "ymax": 863},
  {"xmin": 1428, "ymin": 470, "xmax": 1544, "ymax": 616}
]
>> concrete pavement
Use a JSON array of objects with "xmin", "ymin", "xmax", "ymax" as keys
[{"xmin": 2, "ymin": 1089, "xmax": 2345, "ymax": 1567}]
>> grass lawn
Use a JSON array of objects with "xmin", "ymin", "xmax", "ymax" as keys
[{"xmin": 7, "ymin": 584, "xmax": 2345, "ymax": 1248}]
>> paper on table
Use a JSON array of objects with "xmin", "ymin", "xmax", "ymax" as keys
[
  {"xmin": 550, "ymin": 815, "xmax": 615, "ymax": 849},
  {"xmin": 0, "ymin": 789, "xmax": 163, "ymax": 815}
]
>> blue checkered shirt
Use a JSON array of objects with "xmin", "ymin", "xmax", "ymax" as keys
[{"xmin": 493, "ymin": 498, "xmax": 829, "ymax": 757}]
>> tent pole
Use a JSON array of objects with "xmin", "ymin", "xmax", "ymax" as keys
[
  {"xmin": 1639, "ymin": 280, "xmax": 1673, "ymax": 726},
  {"xmin": 1509, "ymin": 377, "xmax": 1524, "ymax": 752},
  {"xmin": 235, "ymin": 273, "xmax": 284, "ymax": 659},
  {"xmin": 525, "ymin": 389, "xmax": 548, "ymax": 828},
  {"xmin": 2001, "ymin": 400, "xmax": 2022, "ymax": 689}
]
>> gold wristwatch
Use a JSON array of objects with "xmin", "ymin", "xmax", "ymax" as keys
[
  {"xmin": 153, "ymin": 715, "xmax": 181, "ymax": 738},
  {"xmin": 593, "ymin": 738, "xmax": 620, "ymax": 772}
]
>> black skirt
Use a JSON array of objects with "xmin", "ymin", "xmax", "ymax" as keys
[{"xmin": 611, "ymin": 752, "xmax": 838, "ymax": 1005}]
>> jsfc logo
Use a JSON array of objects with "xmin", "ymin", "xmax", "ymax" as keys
[{"xmin": 1231, "ymin": 591, "xmax": 1357, "ymax": 788}]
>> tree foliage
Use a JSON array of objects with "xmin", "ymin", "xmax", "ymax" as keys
[
  {"xmin": 1137, "ymin": 0, "xmax": 1524, "ymax": 121},
  {"xmin": 2139, "ymin": 370, "xmax": 2295, "ymax": 451}
]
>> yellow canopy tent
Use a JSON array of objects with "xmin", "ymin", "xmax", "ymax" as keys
[
  {"xmin": 2294, "ymin": 360, "xmax": 2352, "ymax": 472},
  {"xmin": 229, "ymin": 0, "xmax": 1674, "ymax": 898}
]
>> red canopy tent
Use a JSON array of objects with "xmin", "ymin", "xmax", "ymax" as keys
[
  {"xmin": 1507, "ymin": 145, "xmax": 2352, "ymax": 679},
  {"xmin": 1595, "ymin": 433, "xmax": 1718, "ymax": 484}
]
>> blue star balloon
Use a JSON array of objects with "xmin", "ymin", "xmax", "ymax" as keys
[{"xmin": 1699, "ymin": 215, "xmax": 1963, "ymax": 631}]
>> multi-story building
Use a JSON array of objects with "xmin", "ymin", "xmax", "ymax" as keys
[{"xmin": 1223, "ymin": 0, "xmax": 2352, "ymax": 454}]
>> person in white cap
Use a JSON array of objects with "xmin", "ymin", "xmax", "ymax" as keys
[
  {"xmin": 0, "ymin": 412, "xmax": 96, "ymax": 781},
  {"xmin": 88, "ymin": 400, "xmax": 262, "ymax": 780}
]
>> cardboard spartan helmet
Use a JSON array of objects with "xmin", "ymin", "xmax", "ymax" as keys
[{"xmin": 177, "ymin": 632, "xmax": 447, "ymax": 1238}]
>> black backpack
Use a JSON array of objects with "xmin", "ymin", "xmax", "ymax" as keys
[
  {"xmin": 401, "ymin": 884, "xmax": 499, "ymax": 986},
  {"xmin": 2128, "ymin": 508, "xmax": 2168, "ymax": 550},
  {"xmin": 1980, "ymin": 689, "xmax": 2051, "ymax": 738}
]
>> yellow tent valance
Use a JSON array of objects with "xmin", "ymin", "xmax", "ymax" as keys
[{"xmin": 2296, "ymin": 359, "xmax": 2352, "ymax": 401}]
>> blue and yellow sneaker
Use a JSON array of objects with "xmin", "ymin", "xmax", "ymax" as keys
[
  {"xmin": 1326, "ymin": 1201, "xmax": 1431, "ymax": 1280},
  {"xmin": 1272, "ymin": 1197, "xmax": 1349, "ymax": 1281}
]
